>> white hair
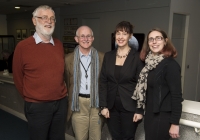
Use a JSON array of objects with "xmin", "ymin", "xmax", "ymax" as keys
[
  {"xmin": 32, "ymin": 5, "xmax": 55, "ymax": 17},
  {"xmin": 75, "ymin": 26, "xmax": 94, "ymax": 36}
]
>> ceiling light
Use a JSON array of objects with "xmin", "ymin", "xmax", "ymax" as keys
[
  {"xmin": 15, "ymin": 6, "xmax": 20, "ymax": 9},
  {"xmin": 64, "ymin": 3, "xmax": 71, "ymax": 5}
]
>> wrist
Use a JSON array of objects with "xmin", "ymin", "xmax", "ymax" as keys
[
  {"xmin": 100, "ymin": 106, "xmax": 107, "ymax": 110},
  {"xmin": 98, "ymin": 107, "xmax": 107, "ymax": 116}
]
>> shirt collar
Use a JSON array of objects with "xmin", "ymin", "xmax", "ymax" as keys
[
  {"xmin": 33, "ymin": 32, "xmax": 55, "ymax": 46},
  {"xmin": 79, "ymin": 48, "xmax": 91, "ymax": 58}
]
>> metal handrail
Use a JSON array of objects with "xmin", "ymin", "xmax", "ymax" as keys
[{"xmin": 180, "ymin": 119, "xmax": 200, "ymax": 135}]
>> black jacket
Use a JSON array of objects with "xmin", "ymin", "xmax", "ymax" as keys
[
  {"xmin": 99, "ymin": 48, "xmax": 144, "ymax": 114},
  {"xmin": 150, "ymin": 57, "xmax": 183, "ymax": 125}
]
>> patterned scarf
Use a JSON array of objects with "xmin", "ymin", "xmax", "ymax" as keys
[
  {"xmin": 71, "ymin": 46, "xmax": 99, "ymax": 111},
  {"xmin": 132, "ymin": 51, "xmax": 165, "ymax": 109}
]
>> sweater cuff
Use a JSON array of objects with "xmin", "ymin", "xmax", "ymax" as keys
[
  {"xmin": 170, "ymin": 119, "xmax": 180, "ymax": 125},
  {"xmin": 135, "ymin": 108, "xmax": 144, "ymax": 115}
]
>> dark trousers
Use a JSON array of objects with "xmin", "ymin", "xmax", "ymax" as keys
[
  {"xmin": 107, "ymin": 96, "xmax": 139, "ymax": 140},
  {"xmin": 24, "ymin": 96, "xmax": 68, "ymax": 140}
]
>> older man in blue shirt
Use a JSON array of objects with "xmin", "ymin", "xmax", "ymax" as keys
[{"xmin": 64, "ymin": 25, "xmax": 104, "ymax": 140}]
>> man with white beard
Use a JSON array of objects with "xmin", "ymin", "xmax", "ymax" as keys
[{"xmin": 13, "ymin": 5, "xmax": 68, "ymax": 140}]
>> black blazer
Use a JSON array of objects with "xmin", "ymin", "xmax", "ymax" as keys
[{"xmin": 99, "ymin": 48, "xmax": 144, "ymax": 114}]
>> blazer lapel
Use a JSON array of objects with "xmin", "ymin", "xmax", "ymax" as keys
[
  {"xmin": 109, "ymin": 49, "xmax": 117, "ymax": 82},
  {"xmin": 119, "ymin": 49, "xmax": 135, "ymax": 81}
]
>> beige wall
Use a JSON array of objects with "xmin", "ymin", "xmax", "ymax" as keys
[
  {"xmin": 0, "ymin": 15, "xmax": 7, "ymax": 35},
  {"xmin": 6, "ymin": 0, "xmax": 170, "ymax": 53}
]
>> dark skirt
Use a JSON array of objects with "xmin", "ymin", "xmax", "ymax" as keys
[{"xmin": 144, "ymin": 111, "xmax": 171, "ymax": 140}]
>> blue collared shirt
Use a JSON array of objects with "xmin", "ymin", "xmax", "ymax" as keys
[
  {"xmin": 79, "ymin": 50, "xmax": 91, "ymax": 94},
  {"xmin": 33, "ymin": 32, "xmax": 55, "ymax": 46}
]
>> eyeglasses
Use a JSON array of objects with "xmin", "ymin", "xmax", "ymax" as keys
[
  {"xmin": 35, "ymin": 16, "xmax": 56, "ymax": 23},
  {"xmin": 148, "ymin": 36, "xmax": 163, "ymax": 42},
  {"xmin": 77, "ymin": 35, "xmax": 93, "ymax": 40}
]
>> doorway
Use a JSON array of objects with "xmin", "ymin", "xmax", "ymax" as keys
[{"xmin": 171, "ymin": 13, "xmax": 190, "ymax": 99}]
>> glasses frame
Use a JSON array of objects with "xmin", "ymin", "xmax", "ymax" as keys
[
  {"xmin": 35, "ymin": 16, "xmax": 56, "ymax": 23},
  {"xmin": 148, "ymin": 36, "xmax": 163, "ymax": 43},
  {"xmin": 77, "ymin": 35, "xmax": 93, "ymax": 40}
]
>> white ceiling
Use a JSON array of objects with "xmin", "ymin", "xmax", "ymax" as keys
[{"xmin": 0, "ymin": 0, "xmax": 108, "ymax": 15}]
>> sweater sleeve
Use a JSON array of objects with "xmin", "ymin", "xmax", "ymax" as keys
[
  {"xmin": 13, "ymin": 44, "xmax": 24, "ymax": 98},
  {"xmin": 166, "ymin": 59, "xmax": 183, "ymax": 125}
]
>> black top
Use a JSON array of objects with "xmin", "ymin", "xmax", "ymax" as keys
[
  {"xmin": 115, "ymin": 65, "xmax": 122, "ymax": 96},
  {"xmin": 0, "ymin": 60, "xmax": 7, "ymax": 71},
  {"xmin": 146, "ymin": 57, "xmax": 183, "ymax": 125},
  {"xmin": 115, "ymin": 65, "xmax": 122, "ymax": 82},
  {"xmin": 146, "ymin": 68, "xmax": 155, "ymax": 112}
]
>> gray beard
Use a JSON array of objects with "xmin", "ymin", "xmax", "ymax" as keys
[{"xmin": 36, "ymin": 25, "xmax": 54, "ymax": 37}]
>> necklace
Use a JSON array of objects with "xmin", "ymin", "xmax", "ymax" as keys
[
  {"xmin": 80, "ymin": 60, "xmax": 91, "ymax": 90},
  {"xmin": 116, "ymin": 48, "xmax": 131, "ymax": 58}
]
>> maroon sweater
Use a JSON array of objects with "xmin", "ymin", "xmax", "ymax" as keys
[{"xmin": 13, "ymin": 36, "xmax": 67, "ymax": 102}]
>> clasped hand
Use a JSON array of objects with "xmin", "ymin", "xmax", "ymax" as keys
[
  {"xmin": 101, "ymin": 108, "xmax": 110, "ymax": 118},
  {"xmin": 133, "ymin": 113, "xmax": 143, "ymax": 122},
  {"xmin": 101, "ymin": 109, "xmax": 143, "ymax": 122}
]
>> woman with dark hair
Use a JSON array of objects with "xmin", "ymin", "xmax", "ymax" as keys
[
  {"xmin": 99, "ymin": 21, "xmax": 144, "ymax": 140},
  {"xmin": 132, "ymin": 28, "xmax": 183, "ymax": 140}
]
